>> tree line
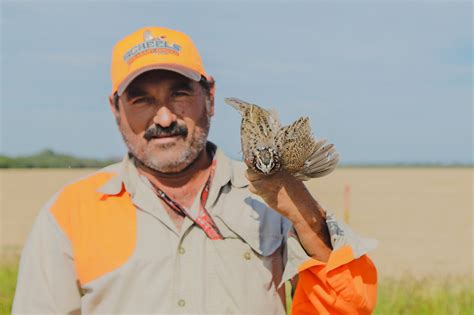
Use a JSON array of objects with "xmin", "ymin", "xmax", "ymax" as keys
[{"xmin": 0, "ymin": 149, "xmax": 119, "ymax": 168}]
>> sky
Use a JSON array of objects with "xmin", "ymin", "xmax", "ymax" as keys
[{"xmin": 1, "ymin": 1, "xmax": 472, "ymax": 164}]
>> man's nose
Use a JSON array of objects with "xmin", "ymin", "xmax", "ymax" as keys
[{"xmin": 153, "ymin": 106, "xmax": 177, "ymax": 128}]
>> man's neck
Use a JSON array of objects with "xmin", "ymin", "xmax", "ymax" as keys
[{"xmin": 134, "ymin": 147, "xmax": 214, "ymax": 204}]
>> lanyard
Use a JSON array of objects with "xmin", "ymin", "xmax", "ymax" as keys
[{"xmin": 150, "ymin": 159, "xmax": 223, "ymax": 240}]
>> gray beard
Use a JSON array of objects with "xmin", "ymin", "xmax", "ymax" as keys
[{"xmin": 119, "ymin": 114, "xmax": 211, "ymax": 174}]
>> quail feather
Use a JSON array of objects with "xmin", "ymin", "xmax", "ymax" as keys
[{"xmin": 224, "ymin": 97, "xmax": 339, "ymax": 181}]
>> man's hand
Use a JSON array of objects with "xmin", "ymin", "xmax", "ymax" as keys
[{"xmin": 245, "ymin": 169, "xmax": 332, "ymax": 262}]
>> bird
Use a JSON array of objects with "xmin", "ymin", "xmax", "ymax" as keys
[{"xmin": 224, "ymin": 97, "xmax": 339, "ymax": 181}]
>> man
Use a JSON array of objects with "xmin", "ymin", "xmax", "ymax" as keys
[{"xmin": 13, "ymin": 26, "xmax": 377, "ymax": 314}]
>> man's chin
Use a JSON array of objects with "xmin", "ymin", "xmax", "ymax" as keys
[{"xmin": 142, "ymin": 148, "xmax": 194, "ymax": 173}]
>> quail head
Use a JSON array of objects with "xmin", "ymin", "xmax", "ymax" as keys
[
  {"xmin": 224, "ymin": 97, "xmax": 282, "ymax": 176},
  {"xmin": 225, "ymin": 97, "xmax": 339, "ymax": 180}
]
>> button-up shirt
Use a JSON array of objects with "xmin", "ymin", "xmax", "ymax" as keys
[{"xmin": 13, "ymin": 145, "xmax": 377, "ymax": 314}]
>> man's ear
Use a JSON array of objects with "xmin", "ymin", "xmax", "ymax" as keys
[
  {"xmin": 207, "ymin": 76, "xmax": 216, "ymax": 99},
  {"xmin": 206, "ymin": 97, "xmax": 215, "ymax": 117},
  {"xmin": 108, "ymin": 94, "xmax": 120, "ymax": 121},
  {"xmin": 207, "ymin": 76, "xmax": 216, "ymax": 117}
]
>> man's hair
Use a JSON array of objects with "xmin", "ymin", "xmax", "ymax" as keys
[
  {"xmin": 113, "ymin": 75, "xmax": 214, "ymax": 110},
  {"xmin": 199, "ymin": 76, "xmax": 213, "ymax": 96},
  {"xmin": 113, "ymin": 93, "xmax": 120, "ymax": 110}
]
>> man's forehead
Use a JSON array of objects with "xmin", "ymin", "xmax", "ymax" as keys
[{"xmin": 124, "ymin": 70, "xmax": 195, "ymax": 95}]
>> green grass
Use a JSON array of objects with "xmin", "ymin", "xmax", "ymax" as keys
[
  {"xmin": 0, "ymin": 264, "xmax": 18, "ymax": 314},
  {"xmin": 374, "ymin": 276, "xmax": 473, "ymax": 315},
  {"xmin": 1, "ymin": 264, "xmax": 472, "ymax": 314}
]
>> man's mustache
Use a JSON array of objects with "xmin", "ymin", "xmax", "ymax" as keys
[{"xmin": 144, "ymin": 122, "xmax": 188, "ymax": 141}]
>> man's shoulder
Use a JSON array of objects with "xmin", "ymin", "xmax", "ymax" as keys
[
  {"xmin": 56, "ymin": 162, "xmax": 123, "ymax": 199},
  {"xmin": 45, "ymin": 162, "xmax": 126, "ymax": 233}
]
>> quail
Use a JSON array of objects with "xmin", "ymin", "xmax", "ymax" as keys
[{"xmin": 225, "ymin": 97, "xmax": 339, "ymax": 181}]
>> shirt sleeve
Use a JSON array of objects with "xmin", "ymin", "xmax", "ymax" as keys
[
  {"xmin": 291, "ymin": 248, "xmax": 377, "ymax": 315},
  {"xmin": 12, "ymin": 195, "xmax": 82, "ymax": 314},
  {"xmin": 281, "ymin": 210, "xmax": 378, "ymax": 314}
]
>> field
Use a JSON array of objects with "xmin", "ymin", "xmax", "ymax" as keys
[{"xmin": 1, "ymin": 167, "xmax": 473, "ymax": 313}]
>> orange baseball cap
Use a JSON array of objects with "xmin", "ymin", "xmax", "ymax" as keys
[{"xmin": 111, "ymin": 26, "xmax": 207, "ymax": 95}]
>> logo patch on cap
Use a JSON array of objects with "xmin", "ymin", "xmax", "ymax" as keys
[{"xmin": 123, "ymin": 30, "xmax": 181, "ymax": 65}]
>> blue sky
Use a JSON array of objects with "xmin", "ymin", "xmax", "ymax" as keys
[{"xmin": 1, "ymin": 1, "xmax": 472, "ymax": 164}]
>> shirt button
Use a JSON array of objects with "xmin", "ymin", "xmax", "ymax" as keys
[
  {"xmin": 244, "ymin": 251, "xmax": 251, "ymax": 260},
  {"xmin": 178, "ymin": 247, "xmax": 185, "ymax": 255},
  {"xmin": 178, "ymin": 299, "xmax": 186, "ymax": 307}
]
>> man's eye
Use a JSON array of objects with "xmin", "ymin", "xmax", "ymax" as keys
[
  {"xmin": 172, "ymin": 90, "xmax": 191, "ymax": 97},
  {"xmin": 132, "ymin": 97, "xmax": 153, "ymax": 105}
]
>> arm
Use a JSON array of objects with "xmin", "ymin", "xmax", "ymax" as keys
[
  {"xmin": 246, "ymin": 169, "xmax": 378, "ymax": 314},
  {"xmin": 246, "ymin": 169, "xmax": 331, "ymax": 262},
  {"xmin": 12, "ymin": 197, "xmax": 82, "ymax": 314}
]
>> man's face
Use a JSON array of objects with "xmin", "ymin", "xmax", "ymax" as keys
[{"xmin": 109, "ymin": 70, "xmax": 214, "ymax": 173}]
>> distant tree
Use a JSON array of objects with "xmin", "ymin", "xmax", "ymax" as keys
[{"xmin": 0, "ymin": 150, "xmax": 119, "ymax": 168}]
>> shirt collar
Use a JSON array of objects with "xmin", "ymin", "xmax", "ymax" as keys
[
  {"xmin": 97, "ymin": 143, "xmax": 248, "ymax": 196},
  {"xmin": 212, "ymin": 144, "xmax": 248, "ymax": 189}
]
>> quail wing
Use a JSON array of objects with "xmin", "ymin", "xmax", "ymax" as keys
[{"xmin": 275, "ymin": 117, "xmax": 339, "ymax": 180}]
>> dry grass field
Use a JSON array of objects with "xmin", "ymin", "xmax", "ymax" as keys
[
  {"xmin": 1, "ymin": 167, "xmax": 473, "ymax": 279},
  {"xmin": 1, "ymin": 167, "xmax": 473, "ymax": 313},
  {"xmin": 305, "ymin": 167, "xmax": 473, "ymax": 279}
]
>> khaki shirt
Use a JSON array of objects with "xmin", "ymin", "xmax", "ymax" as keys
[{"xmin": 13, "ymin": 146, "xmax": 375, "ymax": 314}]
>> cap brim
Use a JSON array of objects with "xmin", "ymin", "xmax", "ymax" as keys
[{"xmin": 117, "ymin": 64, "xmax": 202, "ymax": 96}]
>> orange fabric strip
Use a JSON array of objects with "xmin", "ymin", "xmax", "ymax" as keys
[
  {"xmin": 293, "ymin": 248, "xmax": 378, "ymax": 314},
  {"xmin": 50, "ymin": 172, "xmax": 137, "ymax": 285}
]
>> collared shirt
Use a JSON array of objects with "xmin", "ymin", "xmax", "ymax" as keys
[{"xmin": 13, "ymin": 145, "xmax": 377, "ymax": 314}]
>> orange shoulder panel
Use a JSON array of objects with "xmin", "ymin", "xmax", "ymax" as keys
[{"xmin": 49, "ymin": 172, "xmax": 136, "ymax": 285}]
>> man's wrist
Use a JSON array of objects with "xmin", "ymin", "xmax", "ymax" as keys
[
  {"xmin": 289, "ymin": 199, "xmax": 333, "ymax": 261},
  {"xmin": 292, "ymin": 220, "xmax": 332, "ymax": 261}
]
